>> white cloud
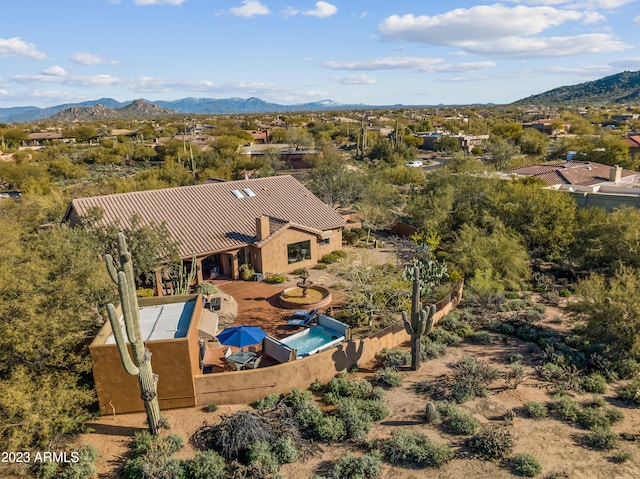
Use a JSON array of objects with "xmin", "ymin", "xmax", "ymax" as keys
[
  {"xmin": 330, "ymin": 74, "xmax": 376, "ymax": 85},
  {"xmin": 41, "ymin": 65, "xmax": 67, "ymax": 77},
  {"xmin": 378, "ymin": 5, "xmax": 631, "ymax": 58},
  {"xmin": 71, "ymin": 52, "xmax": 117, "ymax": 65},
  {"xmin": 304, "ymin": 1, "xmax": 337, "ymax": 18},
  {"xmin": 0, "ymin": 37, "xmax": 46, "ymax": 60},
  {"xmin": 134, "ymin": 0, "xmax": 186, "ymax": 5},
  {"xmin": 323, "ymin": 56, "xmax": 495, "ymax": 74},
  {"xmin": 285, "ymin": 1, "xmax": 337, "ymax": 18},
  {"xmin": 230, "ymin": 1, "xmax": 270, "ymax": 17},
  {"xmin": 634, "ymin": 15, "xmax": 640, "ymax": 24},
  {"xmin": 609, "ymin": 57, "xmax": 640, "ymax": 68},
  {"xmin": 509, "ymin": 0, "xmax": 634, "ymax": 7}
]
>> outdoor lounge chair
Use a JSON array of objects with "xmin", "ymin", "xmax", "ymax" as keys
[
  {"xmin": 209, "ymin": 296, "xmax": 221, "ymax": 311},
  {"xmin": 246, "ymin": 355, "xmax": 262, "ymax": 369},
  {"xmin": 286, "ymin": 306, "xmax": 320, "ymax": 327}
]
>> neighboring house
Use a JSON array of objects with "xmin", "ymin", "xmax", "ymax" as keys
[
  {"xmin": 522, "ymin": 119, "xmax": 568, "ymax": 136},
  {"xmin": 63, "ymin": 175, "xmax": 344, "ymax": 292},
  {"xmin": 626, "ymin": 135, "xmax": 640, "ymax": 156},
  {"xmin": 415, "ymin": 132, "xmax": 489, "ymax": 153},
  {"xmin": 505, "ymin": 161, "xmax": 640, "ymax": 210}
]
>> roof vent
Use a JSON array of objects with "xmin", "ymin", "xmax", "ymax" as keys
[
  {"xmin": 243, "ymin": 188, "xmax": 257, "ymax": 197},
  {"xmin": 230, "ymin": 189, "xmax": 245, "ymax": 199}
]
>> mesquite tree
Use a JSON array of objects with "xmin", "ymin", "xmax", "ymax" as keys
[{"xmin": 105, "ymin": 232, "xmax": 164, "ymax": 434}]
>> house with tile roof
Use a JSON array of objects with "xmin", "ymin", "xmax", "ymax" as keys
[
  {"xmin": 626, "ymin": 135, "xmax": 640, "ymax": 156},
  {"xmin": 505, "ymin": 161, "xmax": 640, "ymax": 211},
  {"xmin": 64, "ymin": 175, "xmax": 344, "ymax": 292}
]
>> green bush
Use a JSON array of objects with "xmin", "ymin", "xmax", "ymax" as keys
[
  {"xmin": 194, "ymin": 282, "xmax": 219, "ymax": 295},
  {"xmin": 321, "ymin": 250, "xmax": 347, "ymax": 264},
  {"xmin": 551, "ymin": 396, "xmax": 581, "ymax": 423},
  {"xmin": 377, "ymin": 348, "xmax": 411, "ymax": 370},
  {"xmin": 451, "ymin": 356, "xmax": 499, "ymax": 403},
  {"xmin": 580, "ymin": 373, "xmax": 607, "ymax": 394},
  {"xmin": 327, "ymin": 451, "xmax": 382, "ymax": 479},
  {"xmin": 273, "ymin": 436, "xmax": 299, "ymax": 464},
  {"xmin": 442, "ymin": 411, "xmax": 481, "ymax": 435},
  {"xmin": 121, "ymin": 433, "xmax": 186, "ymax": 479},
  {"xmin": 335, "ymin": 398, "xmax": 373, "ymax": 439},
  {"xmin": 334, "ymin": 308, "xmax": 368, "ymax": 327},
  {"xmin": 382, "ymin": 428, "xmax": 454, "ymax": 467},
  {"xmin": 204, "ymin": 403, "xmax": 218, "ymax": 413},
  {"xmin": 312, "ymin": 263, "xmax": 328, "ymax": 270},
  {"xmin": 522, "ymin": 401, "xmax": 548, "ymax": 419},
  {"xmin": 438, "ymin": 313, "xmax": 474, "ymax": 338},
  {"xmin": 469, "ymin": 331, "xmax": 493, "ymax": 344},
  {"xmin": 265, "ymin": 273, "xmax": 286, "ymax": 283},
  {"xmin": 467, "ymin": 426, "xmax": 515, "ymax": 459},
  {"xmin": 293, "ymin": 401, "xmax": 323, "ymax": 430},
  {"xmin": 577, "ymin": 408, "xmax": 611, "ymax": 431},
  {"xmin": 421, "ymin": 338, "xmax": 447, "ymax": 359},
  {"xmin": 429, "ymin": 328, "xmax": 462, "ymax": 346},
  {"xmin": 251, "ymin": 394, "xmax": 280, "ymax": 412},
  {"xmin": 246, "ymin": 440, "xmax": 279, "ymax": 476},
  {"xmin": 314, "ymin": 415, "xmax": 346, "ymax": 442},
  {"xmin": 323, "ymin": 376, "xmax": 373, "ymax": 400},
  {"xmin": 374, "ymin": 367, "xmax": 403, "ymax": 389},
  {"xmin": 619, "ymin": 379, "xmax": 640, "ymax": 405},
  {"xmin": 183, "ymin": 450, "xmax": 226, "ymax": 479},
  {"xmin": 611, "ymin": 450, "xmax": 633, "ymax": 464},
  {"xmin": 282, "ymin": 388, "xmax": 313, "ymax": 409},
  {"xmin": 511, "ymin": 452, "xmax": 542, "ymax": 477},
  {"xmin": 584, "ymin": 426, "xmax": 619, "ymax": 450},
  {"xmin": 57, "ymin": 445, "xmax": 100, "ymax": 479},
  {"xmin": 613, "ymin": 358, "xmax": 640, "ymax": 380}
]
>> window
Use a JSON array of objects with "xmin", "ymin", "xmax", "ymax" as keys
[
  {"xmin": 287, "ymin": 240, "xmax": 311, "ymax": 264},
  {"xmin": 318, "ymin": 238, "xmax": 330, "ymax": 246}
]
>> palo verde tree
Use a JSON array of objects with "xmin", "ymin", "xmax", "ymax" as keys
[{"xmin": 105, "ymin": 232, "xmax": 164, "ymax": 434}]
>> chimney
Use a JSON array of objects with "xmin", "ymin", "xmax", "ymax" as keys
[
  {"xmin": 610, "ymin": 165, "xmax": 622, "ymax": 183},
  {"xmin": 256, "ymin": 216, "xmax": 270, "ymax": 241}
]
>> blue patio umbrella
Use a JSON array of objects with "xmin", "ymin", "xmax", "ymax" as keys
[{"xmin": 216, "ymin": 325, "xmax": 266, "ymax": 349}]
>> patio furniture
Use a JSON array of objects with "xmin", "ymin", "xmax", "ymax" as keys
[
  {"xmin": 223, "ymin": 348, "xmax": 232, "ymax": 358},
  {"xmin": 245, "ymin": 355, "xmax": 262, "ymax": 369},
  {"xmin": 209, "ymin": 297, "xmax": 221, "ymax": 311},
  {"xmin": 286, "ymin": 306, "xmax": 320, "ymax": 327},
  {"xmin": 227, "ymin": 350, "xmax": 257, "ymax": 369},
  {"xmin": 217, "ymin": 325, "xmax": 266, "ymax": 349}
]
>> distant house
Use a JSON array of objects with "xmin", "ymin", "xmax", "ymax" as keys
[
  {"xmin": 505, "ymin": 161, "xmax": 640, "ymax": 210},
  {"xmin": 625, "ymin": 134, "xmax": 640, "ymax": 156},
  {"xmin": 522, "ymin": 119, "xmax": 568, "ymax": 136},
  {"xmin": 63, "ymin": 176, "xmax": 344, "ymax": 292}
]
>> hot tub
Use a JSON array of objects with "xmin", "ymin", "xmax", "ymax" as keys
[{"xmin": 280, "ymin": 324, "xmax": 345, "ymax": 358}]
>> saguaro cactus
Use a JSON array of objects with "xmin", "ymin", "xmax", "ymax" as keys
[
  {"xmin": 105, "ymin": 232, "xmax": 164, "ymax": 434},
  {"xmin": 402, "ymin": 265, "xmax": 436, "ymax": 371}
]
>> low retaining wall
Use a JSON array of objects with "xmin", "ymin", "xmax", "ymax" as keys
[{"xmin": 193, "ymin": 281, "xmax": 463, "ymax": 406}]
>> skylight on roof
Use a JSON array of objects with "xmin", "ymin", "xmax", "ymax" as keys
[
  {"xmin": 230, "ymin": 189, "xmax": 245, "ymax": 199},
  {"xmin": 242, "ymin": 188, "xmax": 257, "ymax": 197}
]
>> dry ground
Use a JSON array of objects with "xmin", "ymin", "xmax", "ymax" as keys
[{"xmin": 74, "ymin": 298, "xmax": 640, "ymax": 479}]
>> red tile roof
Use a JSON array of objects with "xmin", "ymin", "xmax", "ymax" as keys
[
  {"xmin": 506, "ymin": 161, "xmax": 636, "ymax": 186},
  {"xmin": 65, "ymin": 176, "xmax": 344, "ymax": 258}
]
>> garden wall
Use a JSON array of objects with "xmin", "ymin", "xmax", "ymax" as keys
[{"xmin": 193, "ymin": 280, "xmax": 463, "ymax": 406}]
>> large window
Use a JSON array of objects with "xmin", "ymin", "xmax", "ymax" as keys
[{"xmin": 287, "ymin": 240, "xmax": 311, "ymax": 264}]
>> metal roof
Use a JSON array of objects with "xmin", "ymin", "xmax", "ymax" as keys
[{"xmin": 67, "ymin": 175, "xmax": 344, "ymax": 258}]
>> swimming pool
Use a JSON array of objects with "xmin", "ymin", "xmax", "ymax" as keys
[{"xmin": 280, "ymin": 325, "xmax": 345, "ymax": 357}]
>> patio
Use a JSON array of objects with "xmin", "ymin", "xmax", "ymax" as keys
[{"xmin": 201, "ymin": 274, "xmax": 343, "ymax": 372}]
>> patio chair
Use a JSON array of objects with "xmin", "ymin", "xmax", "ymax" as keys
[
  {"xmin": 209, "ymin": 297, "xmax": 221, "ymax": 311},
  {"xmin": 246, "ymin": 355, "xmax": 262, "ymax": 369},
  {"xmin": 287, "ymin": 306, "xmax": 320, "ymax": 327},
  {"xmin": 227, "ymin": 359, "xmax": 243, "ymax": 371},
  {"xmin": 223, "ymin": 348, "xmax": 232, "ymax": 358}
]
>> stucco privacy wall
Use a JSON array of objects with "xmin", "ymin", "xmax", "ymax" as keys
[
  {"xmin": 194, "ymin": 281, "xmax": 463, "ymax": 405},
  {"xmin": 90, "ymin": 295, "xmax": 203, "ymax": 414}
]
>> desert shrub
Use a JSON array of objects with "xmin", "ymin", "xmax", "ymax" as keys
[
  {"xmin": 57, "ymin": 445, "xmax": 99, "ymax": 479},
  {"xmin": 377, "ymin": 348, "xmax": 411, "ymax": 370},
  {"xmin": 429, "ymin": 328, "xmax": 462, "ymax": 346},
  {"xmin": 273, "ymin": 436, "xmax": 299, "ymax": 464},
  {"xmin": 509, "ymin": 352, "xmax": 524, "ymax": 364},
  {"xmin": 335, "ymin": 398, "xmax": 373, "ymax": 439},
  {"xmin": 382, "ymin": 428, "xmax": 454, "ymax": 467},
  {"xmin": 265, "ymin": 273, "xmax": 286, "ymax": 284},
  {"xmin": 312, "ymin": 263, "xmax": 328, "ymax": 270},
  {"xmin": 246, "ymin": 440, "xmax": 279, "ymax": 477},
  {"xmin": 469, "ymin": 331, "xmax": 494, "ymax": 344},
  {"xmin": 613, "ymin": 358, "xmax": 640, "ymax": 380},
  {"xmin": 437, "ymin": 400, "xmax": 460, "ymax": 418},
  {"xmin": 204, "ymin": 403, "xmax": 218, "ymax": 413},
  {"xmin": 551, "ymin": 396, "xmax": 581, "ymax": 423},
  {"xmin": 577, "ymin": 408, "xmax": 611, "ymax": 431},
  {"xmin": 239, "ymin": 263, "xmax": 255, "ymax": 281},
  {"xmin": 325, "ymin": 451, "xmax": 382, "ymax": 479},
  {"xmin": 342, "ymin": 230, "xmax": 360, "ymax": 246},
  {"xmin": 293, "ymin": 401, "xmax": 324, "ymax": 430},
  {"xmin": 282, "ymin": 388, "xmax": 313, "ymax": 409},
  {"xmin": 194, "ymin": 282, "xmax": 219, "ymax": 295},
  {"xmin": 611, "ymin": 450, "xmax": 633, "ymax": 463},
  {"xmin": 522, "ymin": 401, "xmax": 548, "ymax": 419},
  {"xmin": 323, "ymin": 376, "xmax": 373, "ymax": 402},
  {"xmin": 619, "ymin": 379, "xmax": 640, "ymax": 405},
  {"xmin": 511, "ymin": 452, "xmax": 542, "ymax": 477},
  {"xmin": 605, "ymin": 407, "xmax": 624, "ymax": 424},
  {"xmin": 251, "ymin": 394, "xmax": 280, "ymax": 412},
  {"xmin": 584, "ymin": 426, "xmax": 619, "ymax": 450},
  {"xmin": 359, "ymin": 399, "xmax": 390, "ymax": 421},
  {"xmin": 314, "ymin": 415, "xmax": 346, "ymax": 442},
  {"xmin": 421, "ymin": 338, "xmax": 447, "ymax": 359},
  {"xmin": 504, "ymin": 362, "xmax": 525, "ymax": 389},
  {"xmin": 438, "ymin": 313, "xmax": 474, "ymax": 338},
  {"xmin": 442, "ymin": 411, "xmax": 481, "ymax": 436},
  {"xmin": 451, "ymin": 356, "xmax": 499, "ymax": 403},
  {"xmin": 333, "ymin": 308, "xmax": 368, "ymax": 327},
  {"xmin": 183, "ymin": 450, "xmax": 226, "ymax": 479},
  {"xmin": 122, "ymin": 433, "xmax": 185, "ymax": 479},
  {"xmin": 321, "ymin": 250, "xmax": 347, "ymax": 264},
  {"xmin": 374, "ymin": 367, "xmax": 403, "ymax": 389},
  {"xmin": 580, "ymin": 373, "xmax": 607, "ymax": 394},
  {"xmin": 467, "ymin": 426, "xmax": 515, "ymax": 459}
]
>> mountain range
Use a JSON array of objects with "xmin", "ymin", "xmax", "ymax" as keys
[{"xmin": 1, "ymin": 70, "xmax": 638, "ymax": 123}]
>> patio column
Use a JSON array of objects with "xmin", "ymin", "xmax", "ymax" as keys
[{"xmin": 196, "ymin": 257, "xmax": 203, "ymax": 284}]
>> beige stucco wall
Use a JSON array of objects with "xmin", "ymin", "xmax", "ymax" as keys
[{"xmin": 89, "ymin": 295, "xmax": 203, "ymax": 414}]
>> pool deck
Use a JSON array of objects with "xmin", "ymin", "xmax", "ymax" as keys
[{"xmin": 201, "ymin": 278, "xmax": 343, "ymax": 372}]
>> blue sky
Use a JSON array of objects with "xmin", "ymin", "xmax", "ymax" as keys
[{"xmin": 1, "ymin": 0, "xmax": 639, "ymax": 108}]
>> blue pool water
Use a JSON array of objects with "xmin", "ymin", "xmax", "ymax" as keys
[{"xmin": 281, "ymin": 325, "xmax": 344, "ymax": 357}]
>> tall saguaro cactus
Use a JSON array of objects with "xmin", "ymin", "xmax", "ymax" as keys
[
  {"xmin": 402, "ymin": 265, "xmax": 436, "ymax": 371},
  {"xmin": 105, "ymin": 232, "xmax": 164, "ymax": 434}
]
